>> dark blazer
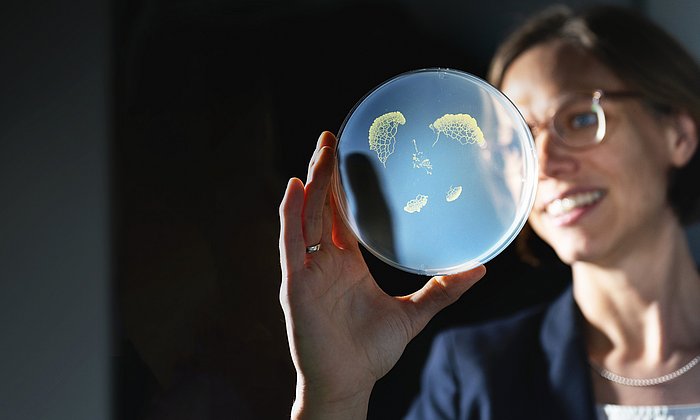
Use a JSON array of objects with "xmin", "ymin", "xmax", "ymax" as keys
[{"xmin": 405, "ymin": 286, "xmax": 597, "ymax": 419}]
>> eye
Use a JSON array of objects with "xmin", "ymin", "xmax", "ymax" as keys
[{"xmin": 569, "ymin": 112, "xmax": 598, "ymax": 130}]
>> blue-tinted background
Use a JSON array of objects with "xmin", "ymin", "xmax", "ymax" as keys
[{"xmin": 0, "ymin": 1, "xmax": 110, "ymax": 419}]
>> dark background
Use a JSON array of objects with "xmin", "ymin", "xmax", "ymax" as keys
[{"xmin": 2, "ymin": 0, "xmax": 700, "ymax": 419}]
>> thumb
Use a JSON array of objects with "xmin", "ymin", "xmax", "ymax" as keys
[{"xmin": 404, "ymin": 265, "xmax": 486, "ymax": 331}]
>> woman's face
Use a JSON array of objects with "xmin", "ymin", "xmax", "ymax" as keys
[{"xmin": 501, "ymin": 40, "xmax": 682, "ymax": 265}]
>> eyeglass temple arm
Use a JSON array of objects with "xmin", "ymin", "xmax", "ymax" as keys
[{"xmin": 592, "ymin": 90, "xmax": 606, "ymax": 141}]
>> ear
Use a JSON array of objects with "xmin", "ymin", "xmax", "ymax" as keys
[{"xmin": 668, "ymin": 111, "xmax": 698, "ymax": 168}]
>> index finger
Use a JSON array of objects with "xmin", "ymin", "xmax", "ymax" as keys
[
  {"xmin": 302, "ymin": 132, "xmax": 337, "ymax": 248},
  {"xmin": 307, "ymin": 131, "xmax": 339, "ymax": 184}
]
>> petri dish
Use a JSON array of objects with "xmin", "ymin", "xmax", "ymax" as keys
[{"xmin": 333, "ymin": 68, "xmax": 538, "ymax": 276}]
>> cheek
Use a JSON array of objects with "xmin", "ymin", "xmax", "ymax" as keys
[
  {"xmin": 613, "ymin": 114, "xmax": 674, "ymax": 190},
  {"xmin": 615, "ymin": 164, "xmax": 669, "ymax": 222},
  {"xmin": 526, "ymin": 208, "xmax": 549, "ymax": 243},
  {"xmin": 613, "ymin": 141, "xmax": 671, "ymax": 207},
  {"xmin": 527, "ymin": 185, "xmax": 555, "ymax": 241}
]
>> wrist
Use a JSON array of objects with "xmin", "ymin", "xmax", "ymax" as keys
[{"xmin": 291, "ymin": 379, "xmax": 373, "ymax": 420}]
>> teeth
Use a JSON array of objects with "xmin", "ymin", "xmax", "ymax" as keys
[{"xmin": 546, "ymin": 191, "xmax": 603, "ymax": 217}]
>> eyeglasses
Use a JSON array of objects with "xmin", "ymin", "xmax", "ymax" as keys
[{"xmin": 527, "ymin": 90, "xmax": 641, "ymax": 149}]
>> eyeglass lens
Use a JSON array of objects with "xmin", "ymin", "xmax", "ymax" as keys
[{"xmin": 551, "ymin": 96, "xmax": 606, "ymax": 147}]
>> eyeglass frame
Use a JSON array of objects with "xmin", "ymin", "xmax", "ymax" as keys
[{"xmin": 525, "ymin": 89, "xmax": 643, "ymax": 149}]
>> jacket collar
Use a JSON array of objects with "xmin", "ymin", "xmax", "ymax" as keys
[{"xmin": 541, "ymin": 285, "xmax": 597, "ymax": 419}]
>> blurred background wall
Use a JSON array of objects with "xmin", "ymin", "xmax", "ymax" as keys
[
  {"xmin": 1, "ymin": 1, "xmax": 111, "ymax": 419},
  {"xmin": 2, "ymin": 0, "xmax": 699, "ymax": 419}
]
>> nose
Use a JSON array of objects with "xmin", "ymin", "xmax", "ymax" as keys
[{"xmin": 535, "ymin": 129, "xmax": 578, "ymax": 179}]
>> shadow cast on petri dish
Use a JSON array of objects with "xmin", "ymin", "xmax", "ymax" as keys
[{"xmin": 344, "ymin": 153, "xmax": 397, "ymax": 262}]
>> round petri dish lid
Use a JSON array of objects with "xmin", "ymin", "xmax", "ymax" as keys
[{"xmin": 333, "ymin": 68, "xmax": 538, "ymax": 276}]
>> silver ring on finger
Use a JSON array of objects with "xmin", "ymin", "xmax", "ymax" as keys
[{"xmin": 305, "ymin": 243, "xmax": 321, "ymax": 254}]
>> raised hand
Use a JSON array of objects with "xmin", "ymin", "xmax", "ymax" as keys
[{"xmin": 279, "ymin": 131, "xmax": 486, "ymax": 419}]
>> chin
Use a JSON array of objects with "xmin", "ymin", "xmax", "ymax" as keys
[
  {"xmin": 537, "ymin": 229, "xmax": 597, "ymax": 266},
  {"xmin": 553, "ymin": 247, "xmax": 583, "ymax": 266},
  {"xmin": 551, "ymin": 239, "xmax": 606, "ymax": 265}
]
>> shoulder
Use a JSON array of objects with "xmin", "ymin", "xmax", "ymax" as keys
[
  {"xmin": 427, "ymin": 283, "xmax": 580, "ymax": 384},
  {"xmin": 406, "ymin": 296, "xmax": 565, "ymax": 419},
  {"xmin": 430, "ymin": 301, "xmax": 551, "ymax": 372},
  {"xmin": 406, "ymin": 286, "xmax": 593, "ymax": 419}
]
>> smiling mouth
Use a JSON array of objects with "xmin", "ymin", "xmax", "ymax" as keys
[{"xmin": 545, "ymin": 190, "xmax": 604, "ymax": 217}]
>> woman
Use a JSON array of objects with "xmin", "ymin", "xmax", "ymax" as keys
[{"xmin": 278, "ymin": 5, "xmax": 700, "ymax": 419}]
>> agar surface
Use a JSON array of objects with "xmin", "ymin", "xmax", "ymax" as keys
[
  {"xmin": 429, "ymin": 113, "xmax": 486, "ymax": 148},
  {"xmin": 404, "ymin": 194, "xmax": 429, "ymax": 213},
  {"xmin": 446, "ymin": 185, "xmax": 463, "ymax": 202},
  {"xmin": 368, "ymin": 111, "xmax": 406, "ymax": 167},
  {"xmin": 411, "ymin": 139, "xmax": 433, "ymax": 175}
]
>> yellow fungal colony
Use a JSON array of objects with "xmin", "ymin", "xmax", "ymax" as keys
[
  {"xmin": 445, "ymin": 185, "xmax": 463, "ymax": 202},
  {"xmin": 368, "ymin": 111, "xmax": 406, "ymax": 167},
  {"xmin": 404, "ymin": 194, "xmax": 429, "ymax": 213},
  {"xmin": 429, "ymin": 113, "xmax": 486, "ymax": 148}
]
